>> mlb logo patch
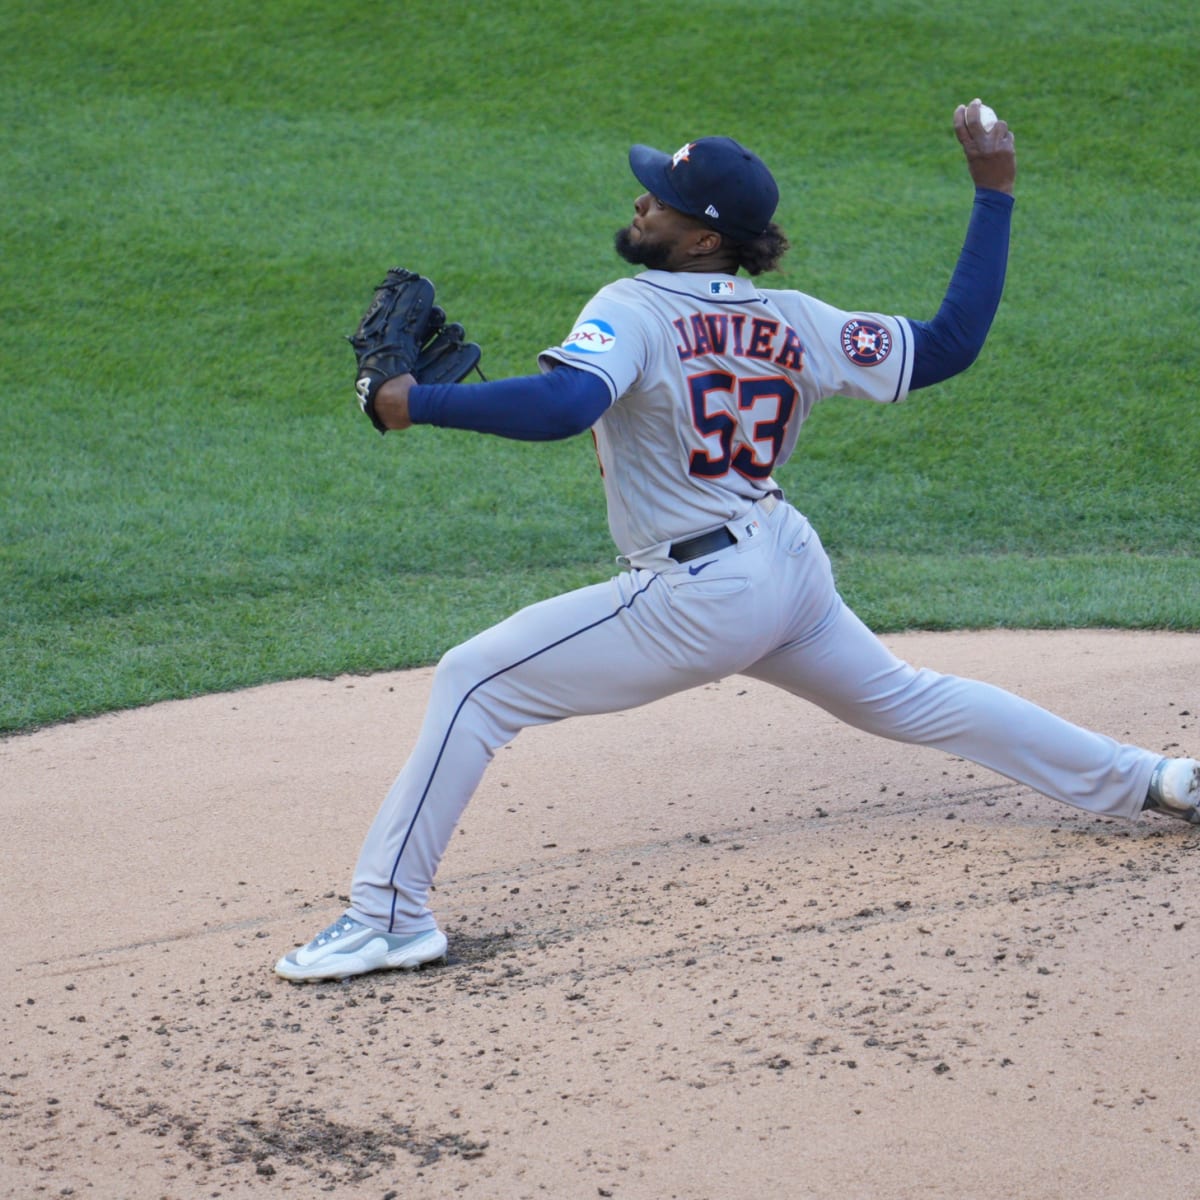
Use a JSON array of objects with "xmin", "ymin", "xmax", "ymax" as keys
[{"xmin": 709, "ymin": 281, "xmax": 735, "ymax": 297}]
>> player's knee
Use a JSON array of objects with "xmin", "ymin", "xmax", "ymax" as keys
[
  {"xmin": 430, "ymin": 639, "xmax": 532, "ymax": 749},
  {"xmin": 432, "ymin": 640, "xmax": 481, "ymax": 696},
  {"xmin": 431, "ymin": 637, "xmax": 514, "ymax": 712}
]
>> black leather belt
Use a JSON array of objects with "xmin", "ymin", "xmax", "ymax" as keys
[{"xmin": 669, "ymin": 526, "xmax": 736, "ymax": 563}]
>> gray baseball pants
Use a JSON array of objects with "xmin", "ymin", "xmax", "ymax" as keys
[{"xmin": 349, "ymin": 497, "xmax": 1158, "ymax": 933}]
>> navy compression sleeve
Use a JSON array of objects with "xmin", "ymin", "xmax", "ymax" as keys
[
  {"xmin": 407, "ymin": 365, "xmax": 611, "ymax": 441},
  {"xmin": 908, "ymin": 188, "xmax": 1014, "ymax": 389}
]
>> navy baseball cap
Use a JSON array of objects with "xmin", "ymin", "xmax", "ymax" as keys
[{"xmin": 628, "ymin": 136, "xmax": 779, "ymax": 242}]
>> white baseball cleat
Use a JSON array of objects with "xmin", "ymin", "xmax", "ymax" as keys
[
  {"xmin": 275, "ymin": 914, "xmax": 448, "ymax": 982},
  {"xmin": 1143, "ymin": 757, "xmax": 1200, "ymax": 824}
]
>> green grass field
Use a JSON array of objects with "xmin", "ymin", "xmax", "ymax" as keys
[{"xmin": 2, "ymin": 0, "xmax": 1197, "ymax": 733}]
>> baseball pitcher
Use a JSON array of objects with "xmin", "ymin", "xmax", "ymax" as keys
[{"xmin": 277, "ymin": 100, "xmax": 1198, "ymax": 982}]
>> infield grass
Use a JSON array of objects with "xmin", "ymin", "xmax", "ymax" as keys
[{"xmin": 2, "ymin": 0, "xmax": 1197, "ymax": 733}]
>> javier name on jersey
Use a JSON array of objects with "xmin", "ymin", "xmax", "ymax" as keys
[{"xmin": 672, "ymin": 310, "xmax": 805, "ymax": 371}]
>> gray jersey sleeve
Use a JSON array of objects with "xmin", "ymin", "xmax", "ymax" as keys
[
  {"xmin": 537, "ymin": 286, "xmax": 650, "ymax": 399},
  {"xmin": 760, "ymin": 291, "xmax": 914, "ymax": 410}
]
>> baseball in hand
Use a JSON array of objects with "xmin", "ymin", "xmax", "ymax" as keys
[{"xmin": 978, "ymin": 103, "xmax": 998, "ymax": 132}]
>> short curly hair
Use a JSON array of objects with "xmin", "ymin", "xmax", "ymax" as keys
[{"xmin": 728, "ymin": 222, "xmax": 790, "ymax": 276}]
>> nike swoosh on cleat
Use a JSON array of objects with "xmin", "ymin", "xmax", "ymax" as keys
[{"xmin": 688, "ymin": 560, "xmax": 717, "ymax": 575}]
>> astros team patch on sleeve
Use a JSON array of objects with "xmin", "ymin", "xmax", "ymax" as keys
[
  {"xmin": 562, "ymin": 319, "xmax": 617, "ymax": 355},
  {"xmin": 840, "ymin": 318, "xmax": 892, "ymax": 366}
]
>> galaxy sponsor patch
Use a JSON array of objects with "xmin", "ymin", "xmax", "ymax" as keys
[
  {"xmin": 709, "ymin": 280, "xmax": 735, "ymax": 296},
  {"xmin": 840, "ymin": 318, "xmax": 892, "ymax": 366},
  {"xmin": 563, "ymin": 319, "xmax": 617, "ymax": 354}
]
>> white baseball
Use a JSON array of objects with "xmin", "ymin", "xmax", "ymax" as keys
[{"xmin": 978, "ymin": 103, "xmax": 998, "ymax": 132}]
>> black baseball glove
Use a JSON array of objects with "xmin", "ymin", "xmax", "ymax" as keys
[{"xmin": 347, "ymin": 268, "xmax": 482, "ymax": 434}]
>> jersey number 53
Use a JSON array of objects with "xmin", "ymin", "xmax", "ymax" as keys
[{"xmin": 687, "ymin": 371, "xmax": 798, "ymax": 481}]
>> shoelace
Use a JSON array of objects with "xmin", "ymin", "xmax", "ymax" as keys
[{"xmin": 314, "ymin": 915, "xmax": 358, "ymax": 946}]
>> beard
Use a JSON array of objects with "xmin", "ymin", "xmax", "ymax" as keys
[{"xmin": 614, "ymin": 224, "xmax": 674, "ymax": 270}]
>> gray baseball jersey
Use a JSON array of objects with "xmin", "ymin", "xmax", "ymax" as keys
[{"xmin": 539, "ymin": 270, "xmax": 913, "ymax": 555}]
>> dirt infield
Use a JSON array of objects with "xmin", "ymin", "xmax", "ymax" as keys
[{"xmin": 3, "ymin": 630, "xmax": 1198, "ymax": 1199}]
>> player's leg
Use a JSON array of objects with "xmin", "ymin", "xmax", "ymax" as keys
[
  {"xmin": 351, "ymin": 566, "xmax": 777, "ymax": 929},
  {"xmin": 743, "ymin": 523, "xmax": 1163, "ymax": 820},
  {"xmin": 278, "ymin": 567, "xmax": 760, "ymax": 980}
]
